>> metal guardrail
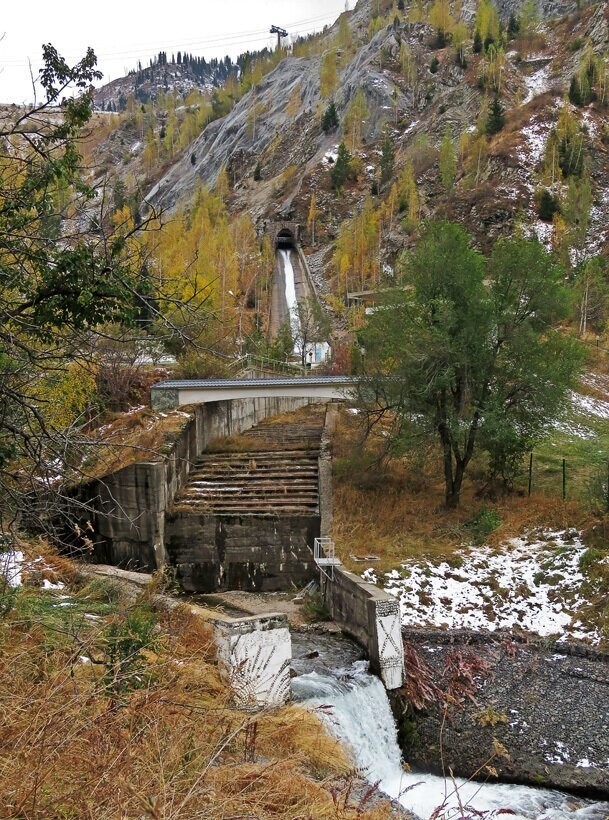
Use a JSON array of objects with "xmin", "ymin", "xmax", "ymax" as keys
[
  {"xmin": 314, "ymin": 537, "xmax": 341, "ymax": 581},
  {"xmin": 230, "ymin": 354, "xmax": 307, "ymax": 376}
]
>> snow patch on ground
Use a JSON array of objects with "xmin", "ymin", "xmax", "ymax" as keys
[
  {"xmin": 323, "ymin": 146, "xmax": 339, "ymax": 165},
  {"xmin": 523, "ymin": 64, "xmax": 551, "ymax": 104},
  {"xmin": 0, "ymin": 550, "xmax": 24, "ymax": 588},
  {"xmin": 363, "ymin": 530, "xmax": 599, "ymax": 642},
  {"xmin": 581, "ymin": 110, "xmax": 598, "ymax": 140},
  {"xmin": 569, "ymin": 390, "xmax": 609, "ymax": 420},
  {"xmin": 553, "ymin": 419, "xmax": 597, "ymax": 440},
  {"xmin": 530, "ymin": 219, "xmax": 554, "ymax": 249},
  {"xmin": 517, "ymin": 118, "xmax": 551, "ymax": 181}
]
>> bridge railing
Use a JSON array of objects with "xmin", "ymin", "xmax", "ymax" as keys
[{"xmin": 230, "ymin": 354, "xmax": 307, "ymax": 377}]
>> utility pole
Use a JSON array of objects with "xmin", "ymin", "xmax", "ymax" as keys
[{"xmin": 270, "ymin": 25, "xmax": 288, "ymax": 51}]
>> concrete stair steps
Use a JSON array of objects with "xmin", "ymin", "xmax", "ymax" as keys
[
  {"xmin": 175, "ymin": 500, "xmax": 319, "ymax": 513},
  {"xmin": 193, "ymin": 459, "xmax": 319, "ymax": 470},
  {"xmin": 197, "ymin": 449, "xmax": 319, "ymax": 463},
  {"xmin": 192, "ymin": 469, "xmax": 318, "ymax": 479},
  {"xmin": 180, "ymin": 492, "xmax": 319, "ymax": 503},
  {"xmin": 178, "ymin": 499, "xmax": 319, "ymax": 510},
  {"xmin": 173, "ymin": 408, "xmax": 324, "ymax": 517},
  {"xmin": 243, "ymin": 430, "xmax": 322, "ymax": 441},
  {"xmin": 186, "ymin": 481, "xmax": 318, "ymax": 492}
]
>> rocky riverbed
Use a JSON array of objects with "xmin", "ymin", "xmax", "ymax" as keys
[{"xmin": 393, "ymin": 628, "xmax": 609, "ymax": 799}]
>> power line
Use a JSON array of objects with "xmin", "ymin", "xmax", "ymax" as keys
[{"xmin": 0, "ymin": 11, "xmax": 338, "ymax": 68}]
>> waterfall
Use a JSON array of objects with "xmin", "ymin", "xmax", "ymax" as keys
[
  {"xmin": 292, "ymin": 661, "xmax": 608, "ymax": 820},
  {"xmin": 278, "ymin": 249, "xmax": 300, "ymax": 342}
]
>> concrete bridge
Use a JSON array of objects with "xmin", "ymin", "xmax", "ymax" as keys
[{"xmin": 151, "ymin": 376, "xmax": 356, "ymax": 411}]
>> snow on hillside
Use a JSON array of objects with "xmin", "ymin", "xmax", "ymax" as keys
[{"xmin": 363, "ymin": 529, "xmax": 601, "ymax": 642}]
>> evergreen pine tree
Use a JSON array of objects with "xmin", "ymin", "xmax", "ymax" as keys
[
  {"xmin": 253, "ymin": 163, "xmax": 262, "ymax": 181},
  {"xmin": 538, "ymin": 189, "xmax": 560, "ymax": 221},
  {"xmin": 321, "ymin": 100, "xmax": 339, "ymax": 133},
  {"xmin": 331, "ymin": 142, "xmax": 353, "ymax": 190},
  {"xmin": 569, "ymin": 75, "xmax": 584, "ymax": 106},
  {"xmin": 507, "ymin": 14, "xmax": 520, "ymax": 37},
  {"xmin": 486, "ymin": 96, "xmax": 505, "ymax": 135},
  {"xmin": 398, "ymin": 0, "xmax": 405, "ymax": 8},
  {"xmin": 380, "ymin": 130, "xmax": 395, "ymax": 188},
  {"xmin": 473, "ymin": 31, "xmax": 483, "ymax": 53}
]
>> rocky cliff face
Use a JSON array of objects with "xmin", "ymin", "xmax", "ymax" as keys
[
  {"xmin": 85, "ymin": 0, "xmax": 609, "ymax": 265},
  {"xmin": 142, "ymin": 0, "xmax": 608, "ymax": 257}
]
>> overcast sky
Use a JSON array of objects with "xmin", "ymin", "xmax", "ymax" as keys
[{"xmin": 1, "ymin": 0, "xmax": 349, "ymax": 104}]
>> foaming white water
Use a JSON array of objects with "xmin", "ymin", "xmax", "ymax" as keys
[
  {"xmin": 278, "ymin": 249, "xmax": 299, "ymax": 340},
  {"xmin": 292, "ymin": 662, "xmax": 608, "ymax": 820}
]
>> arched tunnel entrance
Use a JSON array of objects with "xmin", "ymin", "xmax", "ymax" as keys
[{"xmin": 275, "ymin": 229, "xmax": 295, "ymax": 250}]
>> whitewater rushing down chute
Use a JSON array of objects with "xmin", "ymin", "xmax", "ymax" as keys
[{"xmin": 292, "ymin": 660, "xmax": 609, "ymax": 820}]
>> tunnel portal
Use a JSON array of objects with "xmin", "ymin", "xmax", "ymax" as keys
[
  {"xmin": 276, "ymin": 229, "xmax": 295, "ymax": 250},
  {"xmin": 266, "ymin": 221, "xmax": 301, "ymax": 251}
]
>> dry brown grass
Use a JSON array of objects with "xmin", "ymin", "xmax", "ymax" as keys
[
  {"xmin": 81, "ymin": 407, "xmax": 193, "ymax": 479},
  {"xmin": 332, "ymin": 409, "xmax": 589, "ymax": 574},
  {"xmin": 0, "ymin": 550, "xmax": 394, "ymax": 819}
]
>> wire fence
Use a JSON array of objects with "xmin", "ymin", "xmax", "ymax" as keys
[{"xmin": 521, "ymin": 449, "xmax": 609, "ymax": 511}]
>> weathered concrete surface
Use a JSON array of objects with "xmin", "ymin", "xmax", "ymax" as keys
[
  {"xmin": 81, "ymin": 396, "xmax": 315, "ymax": 571},
  {"xmin": 150, "ymin": 377, "xmax": 354, "ymax": 410},
  {"xmin": 394, "ymin": 628, "xmax": 609, "ymax": 798},
  {"xmin": 214, "ymin": 612, "xmax": 292, "ymax": 709},
  {"xmin": 166, "ymin": 512, "xmax": 319, "ymax": 593},
  {"xmin": 321, "ymin": 565, "xmax": 405, "ymax": 690},
  {"xmin": 319, "ymin": 403, "xmax": 338, "ymax": 538}
]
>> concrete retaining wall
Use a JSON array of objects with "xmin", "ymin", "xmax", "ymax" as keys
[
  {"xmin": 214, "ymin": 613, "xmax": 292, "ymax": 709},
  {"xmin": 165, "ymin": 512, "xmax": 319, "ymax": 592},
  {"xmin": 84, "ymin": 396, "xmax": 314, "ymax": 571},
  {"xmin": 320, "ymin": 566, "xmax": 405, "ymax": 690},
  {"xmin": 317, "ymin": 405, "xmax": 404, "ymax": 690}
]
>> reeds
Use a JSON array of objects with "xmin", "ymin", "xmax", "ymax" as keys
[{"xmin": 0, "ymin": 545, "xmax": 393, "ymax": 819}]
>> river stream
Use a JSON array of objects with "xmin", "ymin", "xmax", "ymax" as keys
[{"xmin": 291, "ymin": 632, "xmax": 609, "ymax": 820}]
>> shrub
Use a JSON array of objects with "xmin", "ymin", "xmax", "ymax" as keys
[
  {"xmin": 429, "ymin": 57, "xmax": 440, "ymax": 74},
  {"xmin": 301, "ymin": 592, "xmax": 330, "ymax": 622},
  {"xmin": 465, "ymin": 507, "xmax": 502, "ymax": 545},
  {"xmin": 101, "ymin": 603, "xmax": 159, "ymax": 698}
]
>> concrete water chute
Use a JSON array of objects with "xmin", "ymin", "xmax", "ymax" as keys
[{"xmin": 267, "ymin": 222, "xmax": 330, "ymax": 365}]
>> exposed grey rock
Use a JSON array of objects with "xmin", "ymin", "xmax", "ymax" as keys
[{"xmin": 393, "ymin": 628, "xmax": 609, "ymax": 798}]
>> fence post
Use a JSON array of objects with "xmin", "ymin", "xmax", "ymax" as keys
[
  {"xmin": 562, "ymin": 458, "xmax": 566, "ymax": 501},
  {"xmin": 528, "ymin": 451, "xmax": 533, "ymax": 497}
]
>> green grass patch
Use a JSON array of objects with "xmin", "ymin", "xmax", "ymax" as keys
[{"xmin": 526, "ymin": 395, "xmax": 609, "ymax": 507}]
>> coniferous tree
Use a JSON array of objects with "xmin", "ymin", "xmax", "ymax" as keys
[
  {"xmin": 569, "ymin": 75, "xmax": 584, "ymax": 106},
  {"xmin": 507, "ymin": 14, "xmax": 520, "ymax": 37},
  {"xmin": 321, "ymin": 100, "xmax": 339, "ymax": 133},
  {"xmin": 538, "ymin": 189, "xmax": 560, "ymax": 221},
  {"xmin": 473, "ymin": 31, "xmax": 483, "ymax": 53},
  {"xmin": 380, "ymin": 130, "xmax": 395, "ymax": 188},
  {"xmin": 486, "ymin": 96, "xmax": 505, "ymax": 135},
  {"xmin": 331, "ymin": 142, "xmax": 353, "ymax": 190}
]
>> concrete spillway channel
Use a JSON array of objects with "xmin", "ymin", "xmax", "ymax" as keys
[
  {"xmin": 268, "ymin": 226, "xmax": 317, "ymax": 339},
  {"xmin": 164, "ymin": 406, "xmax": 325, "ymax": 593}
]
